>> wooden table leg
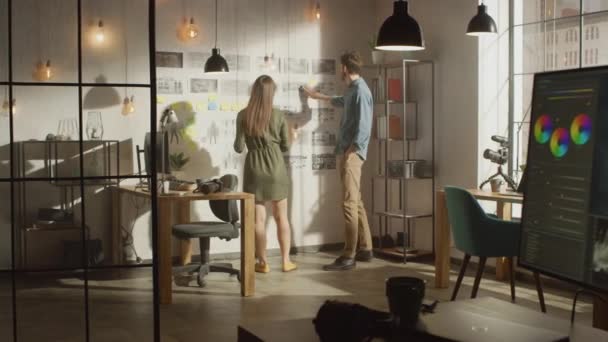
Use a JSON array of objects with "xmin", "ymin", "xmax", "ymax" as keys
[
  {"xmin": 594, "ymin": 294, "xmax": 608, "ymax": 331},
  {"xmin": 158, "ymin": 199, "xmax": 173, "ymax": 305},
  {"xmin": 111, "ymin": 188, "xmax": 122, "ymax": 265},
  {"xmin": 496, "ymin": 201, "xmax": 513, "ymax": 281},
  {"xmin": 177, "ymin": 203, "xmax": 192, "ymax": 266},
  {"xmin": 435, "ymin": 191, "xmax": 450, "ymax": 289},
  {"xmin": 241, "ymin": 197, "xmax": 255, "ymax": 297}
]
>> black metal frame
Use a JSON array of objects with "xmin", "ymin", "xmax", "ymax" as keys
[{"xmin": 2, "ymin": 0, "xmax": 159, "ymax": 341}]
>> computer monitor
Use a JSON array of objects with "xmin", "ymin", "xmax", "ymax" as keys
[
  {"xmin": 519, "ymin": 66, "xmax": 608, "ymax": 293},
  {"xmin": 144, "ymin": 132, "xmax": 170, "ymax": 175}
]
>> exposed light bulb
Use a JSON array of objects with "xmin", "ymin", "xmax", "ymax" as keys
[
  {"xmin": 121, "ymin": 95, "xmax": 136, "ymax": 116},
  {"xmin": 44, "ymin": 60, "xmax": 53, "ymax": 80},
  {"xmin": 186, "ymin": 17, "xmax": 200, "ymax": 39},
  {"xmin": 33, "ymin": 60, "xmax": 53, "ymax": 81},
  {"xmin": 315, "ymin": 1, "xmax": 321, "ymax": 20},
  {"xmin": 264, "ymin": 53, "xmax": 277, "ymax": 71},
  {"xmin": 95, "ymin": 20, "xmax": 105, "ymax": 44},
  {"xmin": 2, "ymin": 99, "xmax": 16, "ymax": 116}
]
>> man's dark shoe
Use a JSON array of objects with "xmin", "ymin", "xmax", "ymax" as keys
[
  {"xmin": 355, "ymin": 250, "xmax": 373, "ymax": 262},
  {"xmin": 323, "ymin": 256, "xmax": 356, "ymax": 271}
]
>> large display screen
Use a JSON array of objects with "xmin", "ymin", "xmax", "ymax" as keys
[{"xmin": 519, "ymin": 67, "xmax": 608, "ymax": 292}]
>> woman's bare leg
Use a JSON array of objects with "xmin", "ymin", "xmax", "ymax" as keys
[
  {"xmin": 271, "ymin": 199, "xmax": 294, "ymax": 267},
  {"xmin": 255, "ymin": 202, "xmax": 268, "ymax": 265}
]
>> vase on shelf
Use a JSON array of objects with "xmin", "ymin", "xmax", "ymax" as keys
[{"xmin": 86, "ymin": 111, "xmax": 104, "ymax": 140}]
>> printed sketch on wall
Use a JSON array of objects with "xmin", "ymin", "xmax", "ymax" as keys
[
  {"xmin": 285, "ymin": 58, "xmax": 309, "ymax": 74},
  {"xmin": 186, "ymin": 52, "xmax": 211, "ymax": 68},
  {"xmin": 225, "ymin": 55, "xmax": 252, "ymax": 72},
  {"xmin": 312, "ymin": 130, "xmax": 337, "ymax": 147},
  {"xmin": 312, "ymin": 153, "xmax": 336, "ymax": 170},
  {"xmin": 312, "ymin": 59, "xmax": 336, "ymax": 75},
  {"xmin": 190, "ymin": 79, "xmax": 218, "ymax": 94},
  {"xmin": 284, "ymin": 155, "xmax": 308, "ymax": 170},
  {"xmin": 315, "ymin": 108, "xmax": 337, "ymax": 124},
  {"xmin": 221, "ymin": 79, "xmax": 251, "ymax": 97},
  {"xmin": 156, "ymin": 51, "xmax": 183, "ymax": 68},
  {"xmin": 157, "ymin": 77, "xmax": 183, "ymax": 94}
]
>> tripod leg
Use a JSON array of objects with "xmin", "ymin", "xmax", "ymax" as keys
[{"xmin": 479, "ymin": 172, "xmax": 501, "ymax": 190}]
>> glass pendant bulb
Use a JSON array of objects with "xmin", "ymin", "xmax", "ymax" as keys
[
  {"xmin": 186, "ymin": 17, "xmax": 200, "ymax": 39},
  {"xmin": 2, "ymin": 99, "xmax": 16, "ymax": 116},
  {"xmin": 315, "ymin": 1, "xmax": 321, "ymax": 20},
  {"xmin": 121, "ymin": 95, "xmax": 135, "ymax": 116},
  {"xmin": 33, "ymin": 60, "xmax": 53, "ymax": 81},
  {"xmin": 44, "ymin": 60, "xmax": 53, "ymax": 80},
  {"xmin": 95, "ymin": 20, "xmax": 105, "ymax": 44}
]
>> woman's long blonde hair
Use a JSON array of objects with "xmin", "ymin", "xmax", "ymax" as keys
[{"xmin": 243, "ymin": 75, "xmax": 276, "ymax": 137}]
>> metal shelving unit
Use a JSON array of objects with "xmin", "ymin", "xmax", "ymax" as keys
[{"xmin": 364, "ymin": 60, "xmax": 435, "ymax": 263}]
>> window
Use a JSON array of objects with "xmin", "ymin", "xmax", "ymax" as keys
[{"xmin": 510, "ymin": 1, "xmax": 608, "ymax": 176}]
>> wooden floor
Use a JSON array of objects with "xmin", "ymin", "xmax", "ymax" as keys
[{"xmin": 0, "ymin": 252, "xmax": 595, "ymax": 341}]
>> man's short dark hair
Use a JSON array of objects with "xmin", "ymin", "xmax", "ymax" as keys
[{"xmin": 340, "ymin": 51, "xmax": 363, "ymax": 75}]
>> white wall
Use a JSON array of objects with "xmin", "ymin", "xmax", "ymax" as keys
[{"xmin": 0, "ymin": 0, "xmax": 380, "ymax": 267}]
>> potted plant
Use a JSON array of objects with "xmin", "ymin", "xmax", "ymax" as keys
[
  {"xmin": 369, "ymin": 34, "xmax": 383, "ymax": 65},
  {"xmin": 169, "ymin": 152, "xmax": 190, "ymax": 180}
]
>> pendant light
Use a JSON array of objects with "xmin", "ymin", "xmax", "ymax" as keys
[
  {"xmin": 186, "ymin": 17, "xmax": 200, "ymax": 39},
  {"xmin": 95, "ymin": 20, "xmax": 106, "ymax": 43},
  {"xmin": 315, "ymin": 0, "xmax": 321, "ymax": 20},
  {"xmin": 263, "ymin": 0, "xmax": 276, "ymax": 71},
  {"xmin": 466, "ymin": 2, "xmax": 497, "ymax": 36},
  {"xmin": 34, "ymin": 60, "xmax": 53, "ymax": 81},
  {"xmin": 204, "ymin": 0, "xmax": 229, "ymax": 74},
  {"xmin": 376, "ymin": 0, "xmax": 424, "ymax": 51},
  {"xmin": 1, "ymin": 88, "xmax": 15, "ymax": 117},
  {"xmin": 33, "ymin": 0, "xmax": 54, "ymax": 81},
  {"xmin": 121, "ymin": 0, "xmax": 135, "ymax": 116}
]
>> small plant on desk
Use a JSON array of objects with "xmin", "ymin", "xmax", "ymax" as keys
[{"xmin": 170, "ymin": 152, "xmax": 190, "ymax": 179}]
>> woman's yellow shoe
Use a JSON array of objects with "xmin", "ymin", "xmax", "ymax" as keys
[
  {"xmin": 282, "ymin": 261, "xmax": 297, "ymax": 272},
  {"xmin": 255, "ymin": 262, "xmax": 270, "ymax": 273}
]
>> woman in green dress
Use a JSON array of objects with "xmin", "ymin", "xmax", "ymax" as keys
[{"xmin": 234, "ymin": 75, "xmax": 297, "ymax": 273}]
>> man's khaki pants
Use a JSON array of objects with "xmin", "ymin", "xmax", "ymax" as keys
[{"xmin": 338, "ymin": 153, "xmax": 373, "ymax": 258}]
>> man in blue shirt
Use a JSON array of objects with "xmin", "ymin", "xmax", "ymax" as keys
[{"xmin": 304, "ymin": 51, "xmax": 373, "ymax": 271}]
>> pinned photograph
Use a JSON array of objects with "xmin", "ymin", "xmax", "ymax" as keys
[
  {"xmin": 312, "ymin": 59, "xmax": 336, "ymax": 75},
  {"xmin": 156, "ymin": 51, "xmax": 183, "ymax": 68},
  {"xmin": 157, "ymin": 77, "xmax": 183, "ymax": 94},
  {"xmin": 191, "ymin": 79, "xmax": 219, "ymax": 94},
  {"xmin": 284, "ymin": 155, "xmax": 308, "ymax": 170},
  {"xmin": 312, "ymin": 153, "xmax": 336, "ymax": 170},
  {"xmin": 312, "ymin": 130, "xmax": 337, "ymax": 146},
  {"xmin": 285, "ymin": 58, "xmax": 309, "ymax": 74}
]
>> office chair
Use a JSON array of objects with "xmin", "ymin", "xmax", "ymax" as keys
[
  {"xmin": 172, "ymin": 175, "xmax": 241, "ymax": 287},
  {"xmin": 444, "ymin": 186, "xmax": 546, "ymax": 313}
]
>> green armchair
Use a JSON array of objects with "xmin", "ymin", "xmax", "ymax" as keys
[{"xmin": 444, "ymin": 186, "xmax": 546, "ymax": 312}]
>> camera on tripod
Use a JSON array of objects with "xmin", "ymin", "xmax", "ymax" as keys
[
  {"xmin": 479, "ymin": 135, "xmax": 518, "ymax": 191},
  {"xmin": 483, "ymin": 135, "xmax": 509, "ymax": 165}
]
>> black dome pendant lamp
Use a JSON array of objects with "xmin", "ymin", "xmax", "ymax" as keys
[
  {"xmin": 466, "ymin": 2, "xmax": 497, "ymax": 36},
  {"xmin": 376, "ymin": 0, "xmax": 424, "ymax": 51},
  {"xmin": 205, "ymin": 0, "xmax": 229, "ymax": 73}
]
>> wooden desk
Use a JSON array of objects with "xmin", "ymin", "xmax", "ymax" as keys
[
  {"xmin": 434, "ymin": 189, "xmax": 523, "ymax": 289},
  {"xmin": 111, "ymin": 185, "xmax": 255, "ymax": 304},
  {"xmin": 237, "ymin": 297, "xmax": 608, "ymax": 341}
]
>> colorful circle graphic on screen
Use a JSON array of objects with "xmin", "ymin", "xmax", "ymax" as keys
[
  {"xmin": 534, "ymin": 114, "xmax": 553, "ymax": 144},
  {"xmin": 550, "ymin": 128, "xmax": 570, "ymax": 158},
  {"xmin": 570, "ymin": 114, "xmax": 592, "ymax": 145}
]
